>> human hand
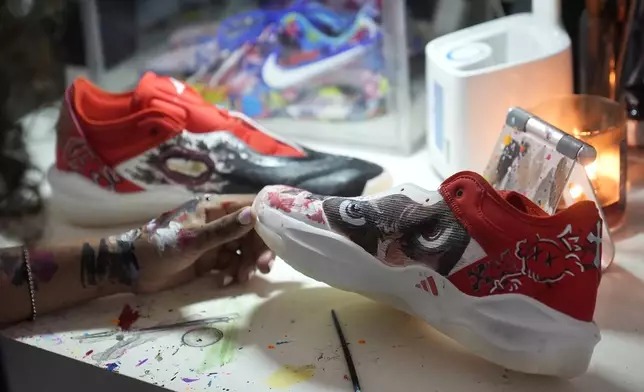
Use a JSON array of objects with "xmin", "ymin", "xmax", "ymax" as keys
[{"xmin": 111, "ymin": 195, "xmax": 275, "ymax": 293}]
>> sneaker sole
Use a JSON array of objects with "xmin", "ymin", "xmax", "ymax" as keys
[
  {"xmin": 253, "ymin": 201, "xmax": 601, "ymax": 378},
  {"xmin": 47, "ymin": 167, "xmax": 392, "ymax": 227}
]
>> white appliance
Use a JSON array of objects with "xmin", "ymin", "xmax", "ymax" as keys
[
  {"xmin": 425, "ymin": 12, "xmax": 572, "ymax": 179},
  {"xmin": 532, "ymin": 0, "xmax": 561, "ymax": 25}
]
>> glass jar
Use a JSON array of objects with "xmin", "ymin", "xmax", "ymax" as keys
[{"xmin": 530, "ymin": 94, "xmax": 627, "ymax": 230}]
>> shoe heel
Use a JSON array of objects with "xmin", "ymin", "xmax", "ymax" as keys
[{"xmin": 443, "ymin": 295, "xmax": 601, "ymax": 377}]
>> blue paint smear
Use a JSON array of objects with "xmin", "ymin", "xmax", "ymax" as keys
[
  {"xmin": 106, "ymin": 363, "xmax": 119, "ymax": 372},
  {"xmin": 275, "ymin": 340, "xmax": 291, "ymax": 345},
  {"xmin": 181, "ymin": 377, "xmax": 199, "ymax": 383},
  {"xmin": 241, "ymin": 95, "xmax": 263, "ymax": 117},
  {"xmin": 208, "ymin": 379, "xmax": 213, "ymax": 387}
]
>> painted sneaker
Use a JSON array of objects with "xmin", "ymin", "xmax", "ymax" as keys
[
  {"xmin": 190, "ymin": 2, "xmax": 386, "ymax": 120},
  {"xmin": 253, "ymin": 171, "xmax": 603, "ymax": 377},
  {"xmin": 50, "ymin": 72, "xmax": 390, "ymax": 227}
]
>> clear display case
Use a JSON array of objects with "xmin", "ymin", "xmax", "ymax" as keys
[{"xmin": 73, "ymin": 0, "xmax": 424, "ymax": 154}]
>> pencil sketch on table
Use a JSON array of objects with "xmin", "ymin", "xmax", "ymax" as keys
[{"xmin": 71, "ymin": 314, "xmax": 239, "ymax": 363}]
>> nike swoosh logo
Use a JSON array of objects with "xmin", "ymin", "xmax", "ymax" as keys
[{"xmin": 261, "ymin": 45, "xmax": 367, "ymax": 89}]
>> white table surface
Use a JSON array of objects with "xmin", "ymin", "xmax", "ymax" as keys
[{"xmin": 3, "ymin": 109, "xmax": 644, "ymax": 392}]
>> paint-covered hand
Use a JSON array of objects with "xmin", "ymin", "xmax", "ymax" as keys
[{"xmin": 120, "ymin": 195, "xmax": 275, "ymax": 293}]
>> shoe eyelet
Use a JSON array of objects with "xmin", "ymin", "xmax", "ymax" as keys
[{"xmin": 455, "ymin": 188, "xmax": 464, "ymax": 198}]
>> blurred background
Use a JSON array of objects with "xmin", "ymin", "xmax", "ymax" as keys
[
  {"xmin": 3, "ymin": 0, "xmax": 548, "ymax": 155},
  {"xmin": 2, "ymin": 0, "xmax": 641, "ymax": 225},
  {"xmin": 6, "ymin": 0, "xmax": 637, "ymax": 153}
]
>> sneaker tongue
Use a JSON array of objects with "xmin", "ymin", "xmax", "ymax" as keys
[
  {"xmin": 132, "ymin": 72, "xmax": 234, "ymax": 127},
  {"xmin": 133, "ymin": 72, "xmax": 203, "ymax": 109},
  {"xmin": 133, "ymin": 72, "xmax": 303, "ymax": 157}
]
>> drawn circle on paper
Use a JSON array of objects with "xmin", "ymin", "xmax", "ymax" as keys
[{"xmin": 181, "ymin": 327, "xmax": 224, "ymax": 347}]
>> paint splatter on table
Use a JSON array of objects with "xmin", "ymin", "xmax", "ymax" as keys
[
  {"xmin": 266, "ymin": 365, "xmax": 316, "ymax": 388},
  {"xmin": 0, "ymin": 264, "xmax": 393, "ymax": 391},
  {"xmin": 1, "ymin": 258, "xmax": 635, "ymax": 391}
]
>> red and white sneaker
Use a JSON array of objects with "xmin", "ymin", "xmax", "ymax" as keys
[
  {"xmin": 50, "ymin": 72, "xmax": 390, "ymax": 226},
  {"xmin": 253, "ymin": 171, "xmax": 602, "ymax": 377}
]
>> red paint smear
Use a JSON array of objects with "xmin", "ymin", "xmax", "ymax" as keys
[
  {"xmin": 177, "ymin": 228, "xmax": 199, "ymax": 248},
  {"xmin": 343, "ymin": 374, "xmax": 349, "ymax": 381},
  {"xmin": 307, "ymin": 210, "xmax": 325, "ymax": 224},
  {"xmin": 267, "ymin": 192, "xmax": 294, "ymax": 213},
  {"xmin": 84, "ymin": 350, "xmax": 93, "ymax": 358},
  {"xmin": 176, "ymin": 214, "xmax": 189, "ymax": 223},
  {"xmin": 117, "ymin": 304, "xmax": 140, "ymax": 330}
]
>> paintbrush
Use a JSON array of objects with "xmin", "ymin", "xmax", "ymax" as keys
[{"xmin": 331, "ymin": 309, "xmax": 362, "ymax": 392}]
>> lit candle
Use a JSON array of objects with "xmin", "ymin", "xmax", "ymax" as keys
[
  {"xmin": 573, "ymin": 129, "xmax": 623, "ymax": 210},
  {"xmin": 531, "ymin": 95, "xmax": 627, "ymax": 230},
  {"xmin": 568, "ymin": 183, "xmax": 586, "ymax": 202}
]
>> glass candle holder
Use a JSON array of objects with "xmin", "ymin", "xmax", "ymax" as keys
[{"xmin": 530, "ymin": 95, "xmax": 627, "ymax": 230}]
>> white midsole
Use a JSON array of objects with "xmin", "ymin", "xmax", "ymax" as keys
[
  {"xmin": 253, "ymin": 202, "xmax": 601, "ymax": 378},
  {"xmin": 47, "ymin": 166, "xmax": 393, "ymax": 227}
]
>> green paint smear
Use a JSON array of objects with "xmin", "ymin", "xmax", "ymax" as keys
[
  {"xmin": 218, "ymin": 325, "xmax": 239, "ymax": 366},
  {"xmin": 199, "ymin": 324, "xmax": 239, "ymax": 372}
]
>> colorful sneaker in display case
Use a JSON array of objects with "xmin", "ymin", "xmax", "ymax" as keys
[
  {"xmin": 215, "ymin": 2, "xmax": 386, "ymax": 120},
  {"xmin": 148, "ymin": 1, "xmax": 386, "ymax": 120},
  {"xmin": 253, "ymin": 171, "xmax": 603, "ymax": 378},
  {"xmin": 144, "ymin": 39, "xmax": 221, "ymax": 79},
  {"xmin": 146, "ymin": 7, "xmax": 282, "ymax": 78},
  {"xmin": 146, "ymin": 1, "xmax": 371, "ymax": 81},
  {"xmin": 49, "ymin": 72, "xmax": 390, "ymax": 226}
]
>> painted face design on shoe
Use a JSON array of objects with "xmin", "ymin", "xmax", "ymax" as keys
[
  {"xmin": 261, "ymin": 186, "xmax": 328, "ymax": 225},
  {"xmin": 120, "ymin": 132, "xmax": 240, "ymax": 194},
  {"xmin": 322, "ymin": 193, "xmax": 471, "ymax": 275}
]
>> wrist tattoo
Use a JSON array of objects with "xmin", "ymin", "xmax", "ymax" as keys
[
  {"xmin": 80, "ymin": 229, "xmax": 142, "ymax": 287},
  {"xmin": 0, "ymin": 249, "xmax": 25, "ymax": 286},
  {"xmin": 1, "ymin": 248, "xmax": 58, "ymax": 289}
]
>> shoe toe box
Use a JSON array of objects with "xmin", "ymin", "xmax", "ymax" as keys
[
  {"xmin": 296, "ymin": 157, "xmax": 386, "ymax": 197},
  {"xmin": 254, "ymin": 185, "xmax": 329, "ymax": 228}
]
